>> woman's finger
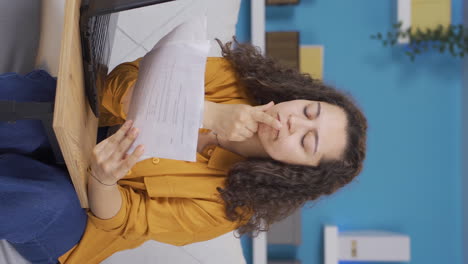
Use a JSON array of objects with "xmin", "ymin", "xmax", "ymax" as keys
[
  {"xmin": 229, "ymin": 135, "xmax": 245, "ymax": 142},
  {"xmin": 117, "ymin": 145, "xmax": 145, "ymax": 177},
  {"xmin": 108, "ymin": 127, "xmax": 139, "ymax": 164},
  {"xmin": 239, "ymin": 127, "xmax": 254, "ymax": 139},
  {"xmin": 253, "ymin": 101, "xmax": 274, "ymax": 111},
  {"xmin": 93, "ymin": 138, "xmax": 108, "ymax": 155},
  {"xmin": 252, "ymin": 111, "xmax": 282, "ymax": 130},
  {"xmin": 100, "ymin": 120, "xmax": 134, "ymax": 160},
  {"xmin": 245, "ymin": 119, "xmax": 259, "ymax": 133},
  {"xmin": 94, "ymin": 122, "xmax": 132, "ymax": 155},
  {"xmin": 109, "ymin": 120, "xmax": 133, "ymax": 144}
]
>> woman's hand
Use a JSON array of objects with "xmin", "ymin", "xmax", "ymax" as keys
[
  {"xmin": 90, "ymin": 120, "xmax": 144, "ymax": 186},
  {"xmin": 204, "ymin": 101, "xmax": 282, "ymax": 142}
]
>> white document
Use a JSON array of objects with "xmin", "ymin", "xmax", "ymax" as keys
[{"xmin": 127, "ymin": 16, "xmax": 210, "ymax": 162}]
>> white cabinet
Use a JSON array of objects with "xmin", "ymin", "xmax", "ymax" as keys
[{"xmin": 324, "ymin": 225, "xmax": 411, "ymax": 264}]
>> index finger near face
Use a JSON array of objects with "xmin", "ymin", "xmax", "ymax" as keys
[{"xmin": 252, "ymin": 111, "xmax": 281, "ymax": 129}]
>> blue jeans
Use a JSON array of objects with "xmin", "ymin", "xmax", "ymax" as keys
[
  {"xmin": 0, "ymin": 70, "xmax": 87, "ymax": 264},
  {"xmin": 0, "ymin": 154, "xmax": 87, "ymax": 264}
]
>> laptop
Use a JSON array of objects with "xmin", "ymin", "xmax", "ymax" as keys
[{"xmin": 80, "ymin": 0, "xmax": 174, "ymax": 117}]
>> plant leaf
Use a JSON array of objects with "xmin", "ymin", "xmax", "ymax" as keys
[{"xmin": 449, "ymin": 43, "xmax": 456, "ymax": 55}]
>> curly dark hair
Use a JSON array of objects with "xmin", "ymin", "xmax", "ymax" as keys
[{"xmin": 215, "ymin": 38, "xmax": 368, "ymax": 235}]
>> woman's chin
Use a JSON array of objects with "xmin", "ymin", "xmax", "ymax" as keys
[{"xmin": 257, "ymin": 124, "xmax": 268, "ymax": 141}]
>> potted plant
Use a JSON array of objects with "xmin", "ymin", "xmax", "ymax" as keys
[{"xmin": 371, "ymin": 22, "xmax": 468, "ymax": 61}]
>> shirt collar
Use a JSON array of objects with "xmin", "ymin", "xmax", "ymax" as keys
[{"xmin": 200, "ymin": 145, "xmax": 245, "ymax": 172}]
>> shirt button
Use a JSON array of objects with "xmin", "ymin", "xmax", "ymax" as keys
[
  {"xmin": 207, "ymin": 149, "xmax": 214, "ymax": 156},
  {"xmin": 126, "ymin": 170, "xmax": 132, "ymax": 176},
  {"xmin": 152, "ymin": 158, "xmax": 160, "ymax": 164}
]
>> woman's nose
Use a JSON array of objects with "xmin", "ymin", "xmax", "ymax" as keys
[{"xmin": 288, "ymin": 115, "xmax": 315, "ymax": 134}]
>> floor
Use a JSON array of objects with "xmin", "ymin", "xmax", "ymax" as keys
[{"xmin": 108, "ymin": 0, "xmax": 196, "ymax": 71}]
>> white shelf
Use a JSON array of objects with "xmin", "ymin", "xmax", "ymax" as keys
[
  {"xmin": 397, "ymin": 0, "xmax": 411, "ymax": 44},
  {"xmin": 324, "ymin": 226, "xmax": 339, "ymax": 264},
  {"xmin": 324, "ymin": 225, "xmax": 411, "ymax": 263},
  {"xmin": 251, "ymin": 0, "xmax": 265, "ymax": 54},
  {"xmin": 251, "ymin": 1, "xmax": 266, "ymax": 263},
  {"xmin": 253, "ymin": 231, "xmax": 268, "ymax": 264}
]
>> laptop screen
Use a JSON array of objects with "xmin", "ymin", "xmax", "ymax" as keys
[
  {"xmin": 80, "ymin": 0, "xmax": 174, "ymax": 117},
  {"xmin": 88, "ymin": 0, "xmax": 174, "ymax": 17}
]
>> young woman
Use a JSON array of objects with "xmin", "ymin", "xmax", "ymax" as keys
[{"xmin": 1, "ymin": 40, "xmax": 367, "ymax": 264}]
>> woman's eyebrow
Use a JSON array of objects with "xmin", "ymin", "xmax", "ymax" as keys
[
  {"xmin": 317, "ymin": 102, "xmax": 321, "ymax": 117},
  {"xmin": 313, "ymin": 130, "xmax": 319, "ymax": 155},
  {"xmin": 313, "ymin": 102, "xmax": 321, "ymax": 155}
]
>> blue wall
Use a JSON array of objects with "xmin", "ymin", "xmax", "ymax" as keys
[
  {"xmin": 459, "ymin": 2, "xmax": 468, "ymax": 264},
  {"xmin": 237, "ymin": 1, "xmax": 463, "ymax": 264}
]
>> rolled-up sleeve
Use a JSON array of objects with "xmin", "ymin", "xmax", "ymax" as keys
[
  {"xmin": 88, "ymin": 184, "xmax": 236, "ymax": 246},
  {"xmin": 204, "ymin": 57, "xmax": 250, "ymax": 105},
  {"xmin": 99, "ymin": 58, "xmax": 141, "ymax": 126}
]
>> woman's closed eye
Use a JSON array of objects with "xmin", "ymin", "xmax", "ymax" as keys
[
  {"xmin": 303, "ymin": 102, "xmax": 321, "ymax": 119},
  {"xmin": 303, "ymin": 105, "xmax": 310, "ymax": 118},
  {"xmin": 301, "ymin": 102, "xmax": 321, "ymax": 150},
  {"xmin": 301, "ymin": 131, "xmax": 319, "ymax": 154},
  {"xmin": 301, "ymin": 132, "xmax": 311, "ymax": 149}
]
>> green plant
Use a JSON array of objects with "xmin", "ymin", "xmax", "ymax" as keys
[{"xmin": 371, "ymin": 22, "xmax": 468, "ymax": 61}]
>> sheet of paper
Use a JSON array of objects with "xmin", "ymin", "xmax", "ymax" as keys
[
  {"xmin": 154, "ymin": 12, "xmax": 209, "ymax": 49},
  {"xmin": 127, "ymin": 16, "xmax": 210, "ymax": 162}
]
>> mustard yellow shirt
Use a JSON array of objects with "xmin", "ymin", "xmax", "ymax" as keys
[{"xmin": 58, "ymin": 58, "xmax": 251, "ymax": 264}]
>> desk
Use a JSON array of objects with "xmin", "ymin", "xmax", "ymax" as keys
[{"xmin": 54, "ymin": 0, "xmax": 98, "ymax": 208}]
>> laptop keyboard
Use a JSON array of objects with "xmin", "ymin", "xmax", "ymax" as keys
[
  {"xmin": 81, "ymin": 12, "xmax": 117, "ymax": 117},
  {"xmin": 89, "ymin": 14, "xmax": 111, "ymax": 73}
]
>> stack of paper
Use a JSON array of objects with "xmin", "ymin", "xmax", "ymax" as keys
[{"xmin": 127, "ymin": 16, "xmax": 210, "ymax": 162}]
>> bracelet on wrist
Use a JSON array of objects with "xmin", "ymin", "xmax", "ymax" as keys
[{"xmin": 87, "ymin": 167, "xmax": 117, "ymax": 187}]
